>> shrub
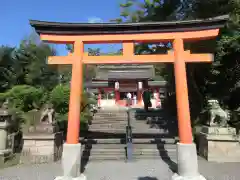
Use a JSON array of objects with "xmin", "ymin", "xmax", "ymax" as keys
[
  {"xmin": 50, "ymin": 84, "xmax": 70, "ymax": 115},
  {"xmin": 0, "ymin": 85, "xmax": 46, "ymax": 112},
  {"xmin": 50, "ymin": 84, "xmax": 95, "ymax": 124}
]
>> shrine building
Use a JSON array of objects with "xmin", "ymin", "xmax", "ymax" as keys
[{"xmin": 86, "ymin": 64, "xmax": 167, "ymax": 107}]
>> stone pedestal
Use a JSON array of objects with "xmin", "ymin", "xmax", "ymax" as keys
[
  {"xmin": 20, "ymin": 132, "xmax": 63, "ymax": 164},
  {"xmin": 198, "ymin": 126, "xmax": 240, "ymax": 162}
]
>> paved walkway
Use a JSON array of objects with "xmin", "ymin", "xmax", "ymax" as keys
[{"xmin": 0, "ymin": 158, "xmax": 239, "ymax": 180}]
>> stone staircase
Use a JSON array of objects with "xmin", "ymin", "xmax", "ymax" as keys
[{"xmin": 82, "ymin": 106, "xmax": 178, "ymax": 162}]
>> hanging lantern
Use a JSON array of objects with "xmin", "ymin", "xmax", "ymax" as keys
[
  {"xmin": 138, "ymin": 81, "xmax": 143, "ymax": 90},
  {"xmin": 115, "ymin": 82, "xmax": 119, "ymax": 90}
]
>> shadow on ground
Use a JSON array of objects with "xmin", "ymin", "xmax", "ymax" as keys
[
  {"xmin": 156, "ymin": 138, "xmax": 177, "ymax": 173},
  {"xmin": 80, "ymin": 138, "xmax": 93, "ymax": 173},
  {"xmin": 138, "ymin": 177, "xmax": 158, "ymax": 180}
]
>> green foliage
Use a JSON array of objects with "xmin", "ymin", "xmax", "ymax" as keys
[
  {"xmin": 49, "ymin": 84, "xmax": 96, "ymax": 124},
  {"xmin": 1, "ymin": 85, "xmax": 45, "ymax": 112},
  {"xmin": 113, "ymin": 0, "xmax": 240, "ymax": 125},
  {"xmin": 0, "ymin": 33, "xmax": 59, "ymax": 93},
  {"xmin": 0, "ymin": 33, "xmax": 97, "ymax": 135},
  {"xmin": 0, "ymin": 46, "xmax": 17, "ymax": 92},
  {"xmin": 50, "ymin": 84, "xmax": 70, "ymax": 115},
  {"xmin": 13, "ymin": 35, "xmax": 59, "ymax": 90},
  {"xmin": 23, "ymin": 109, "xmax": 40, "ymax": 126}
]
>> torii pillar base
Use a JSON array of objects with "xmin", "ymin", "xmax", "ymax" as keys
[
  {"xmin": 54, "ymin": 143, "xmax": 87, "ymax": 180},
  {"xmin": 172, "ymin": 143, "xmax": 206, "ymax": 180}
]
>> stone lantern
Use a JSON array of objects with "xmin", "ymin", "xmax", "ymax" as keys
[{"xmin": 0, "ymin": 109, "xmax": 13, "ymax": 151}]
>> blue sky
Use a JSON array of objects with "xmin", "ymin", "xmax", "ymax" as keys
[{"xmin": 1, "ymin": 0, "xmax": 125, "ymax": 55}]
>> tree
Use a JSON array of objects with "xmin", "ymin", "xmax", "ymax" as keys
[
  {"xmin": 0, "ymin": 46, "xmax": 17, "ymax": 92},
  {"xmin": 112, "ymin": 0, "xmax": 240, "ymax": 122},
  {"xmin": 189, "ymin": 0, "xmax": 240, "ymax": 109},
  {"xmin": 111, "ymin": 0, "xmax": 183, "ymax": 90},
  {"xmin": 88, "ymin": 48, "xmax": 100, "ymax": 56},
  {"xmin": 13, "ymin": 35, "xmax": 59, "ymax": 90}
]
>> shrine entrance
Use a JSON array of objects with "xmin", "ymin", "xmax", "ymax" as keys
[{"xmin": 30, "ymin": 15, "xmax": 228, "ymax": 180}]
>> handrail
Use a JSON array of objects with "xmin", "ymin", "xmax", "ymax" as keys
[{"xmin": 126, "ymin": 109, "xmax": 133, "ymax": 161}]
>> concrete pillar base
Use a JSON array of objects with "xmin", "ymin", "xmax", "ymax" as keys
[
  {"xmin": 54, "ymin": 174, "xmax": 86, "ymax": 180},
  {"xmin": 54, "ymin": 143, "xmax": 86, "ymax": 180},
  {"xmin": 172, "ymin": 174, "xmax": 206, "ymax": 180},
  {"xmin": 172, "ymin": 143, "xmax": 206, "ymax": 180}
]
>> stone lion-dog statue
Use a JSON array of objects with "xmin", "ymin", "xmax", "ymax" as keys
[{"xmin": 206, "ymin": 99, "xmax": 230, "ymax": 127}]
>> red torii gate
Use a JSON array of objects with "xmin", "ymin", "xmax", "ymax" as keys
[{"xmin": 30, "ymin": 15, "xmax": 228, "ymax": 180}]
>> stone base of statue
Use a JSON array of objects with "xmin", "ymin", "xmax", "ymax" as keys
[
  {"xmin": 198, "ymin": 125, "xmax": 240, "ymax": 162},
  {"xmin": 20, "ymin": 122, "xmax": 64, "ymax": 164},
  {"xmin": 0, "ymin": 149, "xmax": 13, "ymax": 168}
]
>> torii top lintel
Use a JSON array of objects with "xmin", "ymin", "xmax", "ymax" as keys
[
  {"xmin": 30, "ymin": 15, "xmax": 228, "ymax": 44},
  {"xmin": 29, "ymin": 15, "xmax": 228, "ymax": 64}
]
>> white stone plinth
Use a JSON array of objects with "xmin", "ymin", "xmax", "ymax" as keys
[
  {"xmin": 54, "ymin": 143, "xmax": 86, "ymax": 180},
  {"xmin": 172, "ymin": 143, "xmax": 206, "ymax": 180}
]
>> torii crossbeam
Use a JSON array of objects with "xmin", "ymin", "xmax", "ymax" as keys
[{"xmin": 30, "ymin": 15, "xmax": 228, "ymax": 180}]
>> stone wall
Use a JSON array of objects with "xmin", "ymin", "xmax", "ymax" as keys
[{"xmin": 20, "ymin": 132, "xmax": 63, "ymax": 164}]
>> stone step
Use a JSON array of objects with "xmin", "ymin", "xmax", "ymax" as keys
[
  {"xmin": 92, "ymin": 119, "xmax": 127, "ymax": 121},
  {"xmin": 81, "ymin": 151, "xmax": 177, "ymax": 161},
  {"xmin": 89, "ymin": 125, "xmax": 171, "ymax": 131},
  {"xmin": 92, "ymin": 120, "xmax": 126, "ymax": 123},
  {"xmin": 94, "ymin": 115, "xmax": 127, "ymax": 118},
  {"xmin": 90, "ymin": 122, "xmax": 127, "ymax": 125},
  {"xmin": 88, "ymin": 143, "xmax": 176, "ymax": 149},
  {"xmin": 88, "ymin": 129, "xmax": 170, "ymax": 134},
  {"xmin": 89, "ymin": 144, "xmax": 125, "ymax": 148},
  {"xmin": 86, "ymin": 134, "xmax": 176, "ymax": 140},
  {"xmin": 95, "ymin": 114, "xmax": 127, "ymax": 116},
  {"xmin": 89, "ymin": 127, "xmax": 126, "ymax": 131},
  {"xmin": 82, "ymin": 138, "xmax": 176, "ymax": 145},
  {"xmin": 82, "ymin": 155, "xmax": 126, "ymax": 161},
  {"xmin": 82, "ymin": 139, "xmax": 125, "ymax": 144},
  {"xmin": 92, "ymin": 119, "xmax": 127, "ymax": 122},
  {"xmin": 88, "ymin": 129, "xmax": 126, "ymax": 133},
  {"xmin": 89, "ymin": 124, "xmax": 127, "ymax": 127},
  {"xmin": 89, "ymin": 148, "xmax": 176, "ymax": 154},
  {"xmin": 94, "ymin": 113, "xmax": 127, "ymax": 116},
  {"xmin": 83, "ymin": 156, "xmax": 176, "ymax": 162},
  {"xmin": 91, "ymin": 121, "xmax": 127, "ymax": 124},
  {"xmin": 84, "ymin": 156, "xmax": 177, "ymax": 162}
]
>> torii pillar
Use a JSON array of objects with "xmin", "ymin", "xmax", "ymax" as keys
[
  {"xmin": 58, "ymin": 41, "xmax": 85, "ymax": 180},
  {"xmin": 172, "ymin": 38, "xmax": 203, "ymax": 180}
]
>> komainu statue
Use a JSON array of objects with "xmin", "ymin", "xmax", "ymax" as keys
[
  {"xmin": 1, "ymin": 99, "xmax": 9, "ymax": 110},
  {"xmin": 40, "ymin": 104, "xmax": 55, "ymax": 124},
  {"xmin": 206, "ymin": 99, "xmax": 230, "ymax": 127}
]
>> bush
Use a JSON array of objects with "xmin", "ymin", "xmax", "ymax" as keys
[
  {"xmin": 50, "ymin": 84, "xmax": 95, "ymax": 128},
  {"xmin": 0, "ymin": 85, "xmax": 46, "ymax": 112},
  {"xmin": 50, "ymin": 84, "xmax": 96, "ymax": 117},
  {"xmin": 50, "ymin": 84, "xmax": 70, "ymax": 115}
]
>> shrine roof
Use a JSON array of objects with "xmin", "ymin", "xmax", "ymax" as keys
[
  {"xmin": 29, "ymin": 15, "xmax": 228, "ymax": 35},
  {"xmin": 95, "ymin": 65, "xmax": 155, "ymax": 80},
  {"xmin": 85, "ymin": 80, "xmax": 167, "ymax": 88}
]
